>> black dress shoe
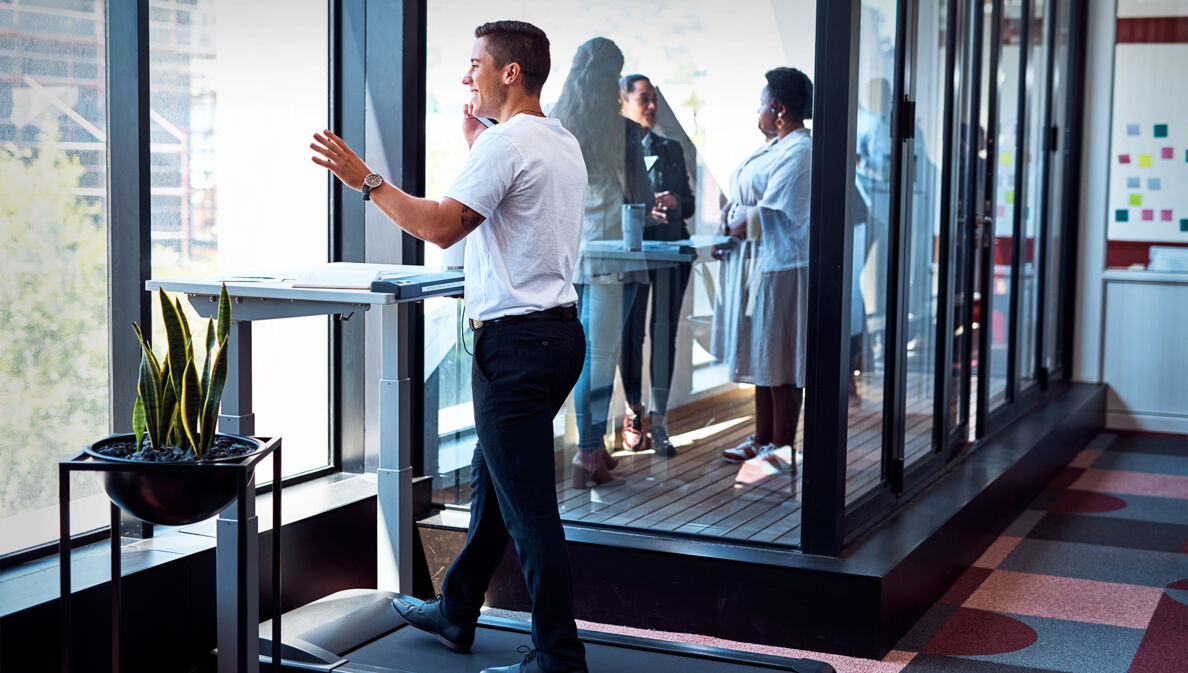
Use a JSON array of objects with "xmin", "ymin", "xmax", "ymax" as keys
[
  {"xmin": 650, "ymin": 424, "xmax": 677, "ymax": 457},
  {"xmin": 391, "ymin": 594, "xmax": 475, "ymax": 653},
  {"xmin": 480, "ymin": 646, "xmax": 588, "ymax": 673}
]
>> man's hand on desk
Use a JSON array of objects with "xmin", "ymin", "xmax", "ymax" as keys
[{"xmin": 311, "ymin": 129, "xmax": 370, "ymax": 191}]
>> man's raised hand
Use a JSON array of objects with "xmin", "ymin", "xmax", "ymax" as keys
[{"xmin": 311, "ymin": 129, "xmax": 370, "ymax": 190}]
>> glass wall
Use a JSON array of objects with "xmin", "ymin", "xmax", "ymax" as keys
[
  {"xmin": 1043, "ymin": 0, "xmax": 1071, "ymax": 373},
  {"xmin": 1017, "ymin": 0, "xmax": 1049, "ymax": 392},
  {"xmin": 413, "ymin": 0, "xmax": 1084, "ymax": 553},
  {"xmin": 845, "ymin": 0, "xmax": 896, "ymax": 506},
  {"xmin": 987, "ymin": 0, "xmax": 1021, "ymax": 410},
  {"xmin": 904, "ymin": 0, "xmax": 953, "ymax": 469},
  {"xmin": 0, "ymin": 0, "xmax": 111, "ymax": 556},
  {"xmin": 147, "ymin": 0, "xmax": 330, "ymax": 480},
  {"xmin": 424, "ymin": 0, "xmax": 817, "ymax": 547}
]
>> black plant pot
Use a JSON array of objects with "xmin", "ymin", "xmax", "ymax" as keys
[{"xmin": 84, "ymin": 433, "xmax": 268, "ymax": 526}]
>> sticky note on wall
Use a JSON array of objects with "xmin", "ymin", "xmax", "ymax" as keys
[
  {"xmin": 1120, "ymin": 154, "xmax": 1131, "ymax": 163},
  {"xmin": 1142, "ymin": 209, "xmax": 1154, "ymax": 221},
  {"xmin": 1127, "ymin": 124, "xmax": 1141, "ymax": 136},
  {"xmin": 1116, "ymin": 209, "xmax": 1129, "ymax": 222},
  {"xmin": 1001, "ymin": 152, "xmax": 1014, "ymax": 166},
  {"xmin": 1130, "ymin": 193, "xmax": 1142, "ymax": 206},
  {"xmin": 1006, "ymin": 190, "xmax": 1016, "ymax": 204},
  {"xmin": 1162, "ymin": 147, "xmax": 1174, "ymax": 159},
  {"xmin": 1181, "ymin": 219, "xmax": 1188, "ymax": 232},
  {"xmin": 1139, "ymin": 154, "xmax": 1153, "ymax": 167},
  {"xmin": 1162, "ymin": 209, "xmax": 1173, "ymax": 221},
  {"xmin": 1148, "ymin": 177, "xmax": 1162, "ymax": 190},
  {"xmin": 1153, "ymin": 123, "xmax": 1168, "ymax": 138}
]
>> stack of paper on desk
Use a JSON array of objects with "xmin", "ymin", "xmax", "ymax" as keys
[{"xmin": 292, "ymin": 263, "xmax": 389, "ymax": 289}]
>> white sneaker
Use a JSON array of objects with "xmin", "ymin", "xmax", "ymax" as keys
[{"xmin": 745, "ymin": 444, "xmax": 796, "ymax": 475}]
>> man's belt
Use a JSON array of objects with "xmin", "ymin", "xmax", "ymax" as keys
[{"xmin": 468, "ymin": 305, "xmax": 578, "ymax": 331}]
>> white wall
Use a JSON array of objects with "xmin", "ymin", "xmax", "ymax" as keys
[{"xmin": 1074, "ymin": 0, "xmax": 1188, "ymax": 434}]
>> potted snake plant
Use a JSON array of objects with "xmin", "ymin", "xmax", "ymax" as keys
[{"xmin": 84, "ymin": 284, "xmax": 268, "ymax": 526}]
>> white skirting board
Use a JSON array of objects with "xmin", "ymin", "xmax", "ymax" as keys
[{"xmin": 1106, "ymin": 410, "xmax": 1188, "ymax": 435}]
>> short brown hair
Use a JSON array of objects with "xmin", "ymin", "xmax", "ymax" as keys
[{"xmin": 474, "ymin": 21, "xmax": 550, "ymax": 96}]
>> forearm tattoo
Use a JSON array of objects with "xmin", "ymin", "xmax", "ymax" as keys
[{"xmin": 460, "ymin": 204, "xmax": 486, "ymax": 232}]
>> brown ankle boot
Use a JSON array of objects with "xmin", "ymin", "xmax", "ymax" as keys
[
  {"xmin": 572, "ymin": 449, "xmax": 624, "ymax": 489},
  {"xmin": 596, "ymin": 445, "xmax": 619, "ymax": 470}
]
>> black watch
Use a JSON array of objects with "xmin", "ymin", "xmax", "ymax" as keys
[{"xmin": 362, "ymin": 173, "xmax": 384, "ymax": 201}]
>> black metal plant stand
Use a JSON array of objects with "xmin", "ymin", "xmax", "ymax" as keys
[{"xmin": 59, "ymin": 437, "xmax": 282, "ymax": 673}]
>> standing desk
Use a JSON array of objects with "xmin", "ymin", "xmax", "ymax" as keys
[{"xmin": 148, "ymin": 264, "xmax": 462, "ymax": 670}]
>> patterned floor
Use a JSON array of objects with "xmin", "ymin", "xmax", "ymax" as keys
[{"xmin": 490, "ymin": 431, "xmax": 1188, "ymax": 672}]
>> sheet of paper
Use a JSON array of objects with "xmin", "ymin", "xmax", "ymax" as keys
[{"xmin": 292, "ymin": 264, "xmax": 381, "ymax": 289}]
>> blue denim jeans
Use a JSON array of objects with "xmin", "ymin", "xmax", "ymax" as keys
[
  {"xmin": 440, "ymin": 316, "xmax": 587, "ymax": 672},
  {"xmin": 572, "ymin": 282, "xmax": 638, "ymax": 451}
]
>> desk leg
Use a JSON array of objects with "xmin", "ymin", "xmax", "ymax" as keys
[
  {"xmin": 377, "ymin": 302, "xmax": 413, "ymax": 593},
  {"xmin": 218, "ymin": 476, "xmax": 259, "ymax": 673},
  {"xmin": 221, "ymin": 321, "xmax": 256, "ymax": 436}
]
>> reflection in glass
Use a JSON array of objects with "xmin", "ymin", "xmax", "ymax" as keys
[
  {"xmin": 988, "ymin": 0, "xmax": 1022, "ymax": 410},
  {"xmin": 846, "ymin": 0, "xmax": 897, "ymax": 506},
  {"xmin": 148, "ymin": 0, "xmax": 330, "ymax": 479},
  {"xmin": 424, "ymin": 1, "xmax": 817, "ymax": 548},
  {"xmin": 1018, "ymin": 0, "xmax": 1049, "ymax": 391},
  {"xmin": 1044, "ymin": 0, "xmax": 1072, "ymax": 373},
  {"xmin": 904, "ymin": 0, "xmax": 950, "ymax": 467},
  {"xmin": 0, "ymin": 0, "xmax": 109, "ymax": 555}
]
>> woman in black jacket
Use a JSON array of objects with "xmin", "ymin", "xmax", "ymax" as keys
[{"xmin": 618, "ymin": 73, "xmax": 696, "ymax": 456}]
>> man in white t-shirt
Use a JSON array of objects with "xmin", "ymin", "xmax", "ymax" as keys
[{"xmin": 310, "ymin": 20, "xmax": 589, "ymax": 673}]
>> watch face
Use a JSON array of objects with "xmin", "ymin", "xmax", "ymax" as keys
[{"xmin": 364, "ymin": 174, "xmax": 383, "ymax": 188}]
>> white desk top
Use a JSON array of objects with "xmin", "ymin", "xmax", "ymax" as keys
[{"xmin": 147, "ymin": 263, "xmax": 461, "ymax": 306}]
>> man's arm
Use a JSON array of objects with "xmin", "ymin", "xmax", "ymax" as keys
[{"xmin": 310, "ymin": 129, "xmax": 483, "ymax": 249}]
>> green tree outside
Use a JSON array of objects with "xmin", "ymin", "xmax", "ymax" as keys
[{"xmin": 0, "ymin": 125, "xmax": 108, "ymax": 520}]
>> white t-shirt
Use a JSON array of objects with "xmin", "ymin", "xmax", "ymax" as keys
[{"xmin": 445, "ymin": 115, "xmax": 587, "ymax": 322}]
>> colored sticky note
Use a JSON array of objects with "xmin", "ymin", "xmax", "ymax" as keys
[
  {"xmin": 1119, "ymin": 154, "xmax": 1131, "ymax": 163},
  {"xmin": 1006, "ymin": 190, "xmax": 1016, "ymax": 204},
  {"xmin": 1142, "ymin": 209, "xmax": 1154, "ymax": 221},
  {"xmin": 1154, "ymin": 123, "xmax": 1168, "ymax": 138},
  {"xmin": 1127, "ymin": 123, "xmax": 1141, "ymax": 136},
  {"xmin": 1129, "ymin": 193, "xmax": 1142, "ymax": 206},
  {"xmin": 1162, "ymin": 147, "xmax": 1174, "ymax": 159},
  {"xmin": 1139, "ymin": 154, "xmax": 1152, "ymax": 167},
  {"xmin": 1116, "ymin": 209, "xmax": 1129, "ymax": 222},
  {"xmin": 1161, "ymin": 209, "xmax": 1173, "ymax": 221},
  {"xmin": 1001, "ymin": 152, "xmax": 1014, "ymax": 166},
  {"xmin": 1181, "ymin": 219, "xmax": 1188, "ymax": 232},
  {"xmin": 1127, "ymin": 176, "xmax": 1141, "ymax": 188},
  {"xmin": 1148, "ymin": 177, "xmax": 1162, "ymax": 190},
  {"xmin": 996, "ymin": 204, "xmax": 1006, "ymax": 216}
]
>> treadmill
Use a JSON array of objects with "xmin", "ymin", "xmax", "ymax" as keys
[{"xmin": 255, "ymin": 264, "xmax": 834, "ymax": 673}]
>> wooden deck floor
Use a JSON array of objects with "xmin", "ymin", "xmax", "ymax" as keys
[{"xmin": 555, "ymin": 379, "xmax": 939, "ymax": 547}]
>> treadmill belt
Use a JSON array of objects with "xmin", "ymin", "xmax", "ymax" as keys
[{"xmin": 342, "ymin": 618, "xmax": 833, "ymax": 673}]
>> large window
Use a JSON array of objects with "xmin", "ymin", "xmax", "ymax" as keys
[
  {"xmin": 0, "ymin": 0, "xmax": 111, "ymax": 556},
  {"xmin": 0, "ymin": 0, "xmax": 331, "ymax": 559},
  {"xmin": 147, "ymin": 0, "xmax": 331, "ymax": 480}
]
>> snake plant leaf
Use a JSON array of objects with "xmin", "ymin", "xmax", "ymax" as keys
[
  {"xmin": 160, "ymin": 289, "xmax": 189, "ymax": 392},
  {"xmin": 179, "ymin": 355, "xmax": 202, "ymax": 454},
  {"xmin": 201, "ymin": 318, "xmax": 215, "ymax": 395},
  {"xmin": 216, "ymin": 284, "xmax": 231, "ymax": 345},
  {"xmin": 174, "ymin": 296, "xmax": 192, "ymax": 353},
  {"xmin": 137, "ymin": 349, "xmax": 162, "ymax": 451},
  {"xmin": 133, "ymin": 393, "xmax": 146, "ymax": 451},
  {"xmin": 199, "ymin": 336, "xmax": 230, "ymax": 456},
  {"xmin": 161, "ymin": 362, "xmax": 178, "ymax": 448},
  {"xmin": 131, "ymin": 322, "xmax": 162, "ymax": 380}
]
